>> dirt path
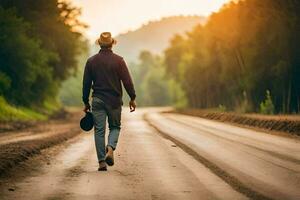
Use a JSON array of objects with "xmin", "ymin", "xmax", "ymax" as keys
[{"xmin": 0, "ymin": 108, "xmax": 246, "ymax": 200}]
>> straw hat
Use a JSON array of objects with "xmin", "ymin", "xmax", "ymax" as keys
[{"xmin": 95, "ymin": 32, "xmax": 117, "ymax": 46}]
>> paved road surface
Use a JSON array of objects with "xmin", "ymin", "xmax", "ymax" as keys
[{"xmin": 0, "ymin": 108, "xmax": 299, "ymax": 200}]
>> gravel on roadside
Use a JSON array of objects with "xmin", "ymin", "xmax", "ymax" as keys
[{"xmin": 171, "ymin": 109, "xmax": 300, "ymax": 136}]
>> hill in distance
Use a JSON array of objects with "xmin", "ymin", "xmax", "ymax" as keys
[{"xmin": 91, "ymin": 15, "xmax": 206, "ymax": 62}]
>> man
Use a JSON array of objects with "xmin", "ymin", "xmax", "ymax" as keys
[{"xmin": 82, "ymin": 32, "xmax": 136, "ymax": 171}]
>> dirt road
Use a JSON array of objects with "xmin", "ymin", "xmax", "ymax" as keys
[{"xmin": 0, "ymin": 108, "xmax": 299, "ymax": 200}]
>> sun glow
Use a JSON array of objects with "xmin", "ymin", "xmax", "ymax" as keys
[{"xmin": 71, "ymin": 0, "xmax": 229, "ymax": 40}]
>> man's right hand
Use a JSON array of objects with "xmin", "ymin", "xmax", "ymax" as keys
[
  {"xmin": 83, "ymin": 104, "xmax": 91, "ymax": 113},
  {"xmin": 129, "ymin": 100, "xmax": 136, "ymax": 112}
]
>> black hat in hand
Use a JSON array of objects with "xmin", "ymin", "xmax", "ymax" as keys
[{"xmin": 80, "ymin": 111, "xmax": 94, "ymax": 131}]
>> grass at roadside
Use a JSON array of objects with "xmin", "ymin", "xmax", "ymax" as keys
[{"xmin": 0, "ymin": 96, "xmax": 48, "ymax": 122}]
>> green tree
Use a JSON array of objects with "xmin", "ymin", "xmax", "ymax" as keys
[
  {"xmin": 164, "ymin": 0, "xmax": 300, "ymax": 113},
  {"xmin": 0, "ymin": 0, "xmax": 87, "ymax": 109},
  {"xmin": 0, "ymin": 7, "xmax": 55, "ymax": 105}
]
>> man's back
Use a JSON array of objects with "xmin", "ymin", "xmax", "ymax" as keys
[{"xmin": 82, "ymin": 48, "xmax": 136, "ymax": 109}]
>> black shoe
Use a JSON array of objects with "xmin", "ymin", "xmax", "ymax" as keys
[
  {"xmin": 105, "ymin": 146, "xmax": 114, "ymax": 166},
  {"xmin": 98, "ymin": 166, "xmax": 107, "ymax": 171},
  {"xmin": 98, "ymin": 161, "xmax": 107, "ymax": 171}
]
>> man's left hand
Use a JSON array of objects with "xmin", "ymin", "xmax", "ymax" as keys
[{"xmin": 129, "ymin": 100, "xmax": 136, "ymax": 112}]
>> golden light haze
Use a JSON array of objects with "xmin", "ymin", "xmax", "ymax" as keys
[{"xmin": 71, "ymin": 0, "xmax": 229, "ymax": 40}]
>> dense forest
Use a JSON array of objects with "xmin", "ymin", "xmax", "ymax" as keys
[
  {"xmin": 164, "ymin": 0, "xmax": 300, "ymax": 113},
  {"xmin": 0, "ymin": 0, "xmax": 86, "ymax": 118}
]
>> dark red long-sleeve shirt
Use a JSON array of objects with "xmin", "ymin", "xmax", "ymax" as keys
[{"xmin": 82, "ymin": 48, "xmax": 136, "ymax": 108}]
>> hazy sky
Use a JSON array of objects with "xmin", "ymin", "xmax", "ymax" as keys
[{"xmin": 71, "ymin": 0, "xmax": 229, "ymax": 40}]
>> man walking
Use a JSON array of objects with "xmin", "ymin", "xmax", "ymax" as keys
[{"xmin": 82, "ymin": 32, "xmax": 136, "ymax": 171}]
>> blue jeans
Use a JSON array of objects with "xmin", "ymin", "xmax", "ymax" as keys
[{"xmin": 92, "ymin": 97, "xmax": 121, "ymax": 162}]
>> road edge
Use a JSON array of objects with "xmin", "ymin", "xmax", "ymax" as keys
[{"xmin": 0, "ymin": 128, "xmax": 82, "ymax": 177}]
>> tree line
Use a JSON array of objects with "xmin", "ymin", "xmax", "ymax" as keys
[
  {"xmin": 0, "ymin": 0, "xmax": 87, "ymax": 110},
  {"xmin": 163, "ymin": 0, "xmax": 300, "ymax": 113}
]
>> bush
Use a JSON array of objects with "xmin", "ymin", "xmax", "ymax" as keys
[
  {"xmin": 260, "ymin": 90, "xmax": 275, "ymax": 115},
  {"xmin": 218, "ymin": 104, "xmax": 227, "ymax": 112}
]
